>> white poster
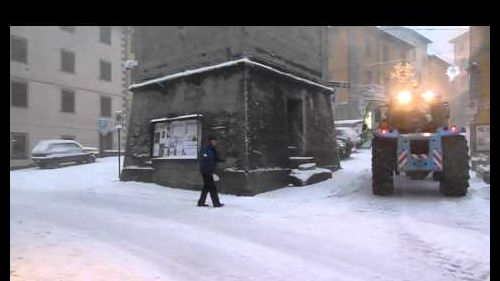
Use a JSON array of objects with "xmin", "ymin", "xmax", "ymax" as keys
[
  {"xmin": 476, "ymin": 125, "xmax": 490, "ymax": 152},
  {"xmin": 153, "ymin": 119, "xmax": 200, "ymax": 159}
]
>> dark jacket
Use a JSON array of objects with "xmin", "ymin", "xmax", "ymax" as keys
[{"xmin": 200, "ymin": 144, "xmax": 222, "ymax": 175}]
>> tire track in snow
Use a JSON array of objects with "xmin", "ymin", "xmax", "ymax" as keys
[{"xmin": 397, "ymin": 219, "xmax": 490, "ymax": 281}]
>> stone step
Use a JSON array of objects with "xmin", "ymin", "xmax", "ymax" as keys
[{"xmin": 288, "ymin": 156, "xmax": 315, "ymax": 168}]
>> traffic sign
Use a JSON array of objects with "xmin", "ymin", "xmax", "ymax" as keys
[
  {"xmin": 115, "ymin": 111, "xmax": 123, "ymax": 130},
  {"xmin": 98, "ymin": 119, "xmax": 109, "ymax": 135}
]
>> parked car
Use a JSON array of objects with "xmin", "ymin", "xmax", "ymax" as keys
[
  {"xmin": 336, "ymin": 127, "xmax": 362, "ymax": 149},
  {"xmin": 32, "ymin": 140, "xmax": 96, "ymax": 168},
  {"xmin": 335, "ymin": 119, "xmax": 364, "ymax": 135},
  {"xmin": 82, "ymin": 146, "xmax": 99, "ymax": 157}
]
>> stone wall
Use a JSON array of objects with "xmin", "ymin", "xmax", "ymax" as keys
[
  {"xmin": 132, "ymin": 26, "xmax": 324, "ymax": 83},
  {"xmin": 124, "ymin": 64, "xmax": 246, "ymax": 169},
  {"xmin": 123, "ymin": 60, "xmax": 339, "ymax": 195},
  {"xmin": 247, "ymin": 65, "xmax": 339, "ymax": 171}
]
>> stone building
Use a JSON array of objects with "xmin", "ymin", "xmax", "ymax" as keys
[
  {"xmin": 121, "ymin": 26, "xmax": 339, "ymax": 195},
  {"xmin": 423, "ymin": 55, "xmax": 452, "ymax": 102},
  {"xmin": 468, "ymin": 26, "xmax": 490, "ymax": 155},
  {"xmin": 326, "ymin": 26, "xmax": 415, "ymax": 120},
  {"xmin": 449, "ymin": 31, "xmax": 471, "ymax": 129}
]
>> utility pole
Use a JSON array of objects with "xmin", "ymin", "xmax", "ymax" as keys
[{"xmin": 115, "ymin": 111, "xmax": 123, "ymax": 178}]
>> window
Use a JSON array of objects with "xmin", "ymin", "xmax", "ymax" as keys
[
  {"xmin": 11, "ymin": 81, "xmax": 28, "ymax": 108},
  {"xmin": 50, "ymin": 143, "xmax": 82, "ymax": 153},
  {"xmin": 61, "ymin": 50, "xmax": 75, "ymax": 73},
  {"xmin": 61, "ymin": 89, "xmax": 75, "ymax": 113},
  {"xmin": 100, "ymin": 60, "xmax": 112, "ymax": 81},
  {"xmin": 100, "ymin": 96, "xmax": 111, "ymax": 117},
  {"xmin": 11, "ymin": 35, "xmax": 27, "ymax": 63},
  {"xmin": 60, "ymin": 135, "xmax": 75, "ymax": 140},
  {"xmin": 401, "ymin": 52, "xmax": 406, "ymax": 61},
  {"xmin": 60, "ymin": 26, "xmax": 75, "ymax": 33},
  {"xmin": 99, "ymin": 26, "xmax": 111, "ymax": 45},
  {"xmin": 10, "ymin": 133, "xmax": 28, "ymax": 159}
]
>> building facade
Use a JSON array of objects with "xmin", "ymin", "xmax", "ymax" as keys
[
  {"xmin": 449, "ymin": 31, "xmax": 470, "ymax": 129},
  {"xmin": 10, "ymin": 26, "xmax": 127, "ymax": 167},
  {"xmin": 122, "ymin": 26, "xmax": 339, "ymax": 195},
  {"xmin": 423, "ymin": 55, "xmax": 452, "ymax": 102},
  {"xmin": 468, "ymin": 26, "xmax": 490, "ymax": 155},
  {"xmin": 326, "ymin": 26, "xmax": 415, "ymax": 120},
  {"xmin": 379, "ymin": 26, "xmax": 432, "ymax": 84}
]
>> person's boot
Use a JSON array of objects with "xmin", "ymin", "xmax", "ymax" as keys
[
  {"xmin": 197, "ymin": 202, "xmax": 209, "ymax": 207},
  {"xmin": 213, "ymin": 203, "xmax": 224, "ymax": 208}
]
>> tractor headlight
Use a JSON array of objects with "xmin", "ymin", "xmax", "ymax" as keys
[
  {"xmin": 422, "ymin": 91, "xmax": 435, "ymax": 102},
  {"xmin": 397, "ymin": 91, "xmax": 412, "ymax": 104}
]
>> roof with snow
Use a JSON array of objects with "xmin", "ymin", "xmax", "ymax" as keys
[
  {"xmin": 151, "ymin": 114, "xmax": 203, "ymax": 123},
  {"xmin": 129, "ymin": 57, "xmax": 334, "ymax": 93},
  {"xmin": 335, "ymin": 119, "xmax": 364, "ymax": 125},
  {"xmin": 449, "ymin": 31, "xmax": 469, "ymax": 44},
  {"xmin": 379, "ymin": 26, "xmax": 432, "ymax": 46},
  {"xmin": 428, "ymin": 55, "xmax": 451, "ymax": 66}
]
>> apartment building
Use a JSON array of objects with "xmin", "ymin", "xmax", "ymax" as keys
[{"xmin": 10, "ymin": 26, "xmax": 127, "ymax": 167}]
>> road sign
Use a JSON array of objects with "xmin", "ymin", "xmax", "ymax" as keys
[
  {"xmin": 98, "ymin": 119, "xmax": 109, "ymax": 135},
  {"xmin": 115, "ymin": 111, "xmax": 123, "ymax": 130}
]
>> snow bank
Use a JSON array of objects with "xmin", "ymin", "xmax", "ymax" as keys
[{"xmin": 289, "ymin": 167, "xmax": 332, "ymax": 185}]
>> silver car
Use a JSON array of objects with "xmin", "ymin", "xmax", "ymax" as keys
[{"xmin": 31, "ymin": 140, "xmax": 96, "ymax": 168}]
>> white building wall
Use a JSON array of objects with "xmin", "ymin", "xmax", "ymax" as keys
[{"xmin": 10, "ymin": 26, "xmax": 125, "ymax": 167}]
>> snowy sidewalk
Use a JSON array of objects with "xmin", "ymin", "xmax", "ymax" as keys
[{"xmin": 10, "ymin": 151, "xmax": 490, "ymax": 281}]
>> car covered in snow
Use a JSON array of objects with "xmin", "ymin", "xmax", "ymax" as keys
[
  {"xmin": 82, "ymin": 146, "xmax": 99, "ymax": 157},
  {"xmin": 31, "ymin": 140, "xmax": 96, "ymax": 168},
  {"xmin": 334, "ymin": 119, "xmax": 364, "ymax": 135},
  {"xmin": 335, "ymin": 127, "xmax": 362, "ymax": 149}
]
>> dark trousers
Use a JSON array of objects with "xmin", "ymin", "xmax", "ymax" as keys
[{"xmin": 198, "ymin": 174, "xmax": 221, "ymax": 206}]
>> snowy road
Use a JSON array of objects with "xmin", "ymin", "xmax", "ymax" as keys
[{"xmin": 10, "ymin": 150, "xmax": 490, "ymax": 281}]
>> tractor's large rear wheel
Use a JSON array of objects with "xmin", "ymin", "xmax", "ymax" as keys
[
  {"xmin": 439, "ymin": 135, "xmax": 469, "ymax": 196},
  {"xmin": 372, "ymin": 136, "xmax": 397, "ymax": 195}
]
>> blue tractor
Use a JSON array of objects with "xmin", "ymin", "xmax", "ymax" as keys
[{"xmin": 364, "ymin": 88, "xmax": 470, "ymax": 196}]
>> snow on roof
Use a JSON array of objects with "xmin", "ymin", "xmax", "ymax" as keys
[
  {"xmin": 379, "ymin": 26, "xmax": 433, "ymax": 45},
  {"xmin": 36, "ymin": 139, "xmax": 80, "ymax": 145},
  {"xmin": 151, "ymin": 114, "xmax": 203, "ymax": 123},
  {"xmin": 130, "ymin": 57, "xmax": 334, "ymax": 93},
  {"xmin": 335, "ymin": 119, "xmax": 364, "ymax": 125},
  {"xmin": 289, "ymin": 157, "xmax": 314, "ymax": 160},
  {"xmin": 32, "ymin": 140, "xmax": 83, "ymax": 153}
]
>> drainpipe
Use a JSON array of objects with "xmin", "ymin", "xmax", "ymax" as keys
[{"xmin": 243, "ymin": 63, "xmax": 249, "ymax": 172}]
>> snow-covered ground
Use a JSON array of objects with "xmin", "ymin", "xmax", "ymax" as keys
[{"xmin": 10, "ymin": 151, "xmax": 490, "ymax": 281}]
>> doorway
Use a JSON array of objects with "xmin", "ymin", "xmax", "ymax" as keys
[{"xmin": 287, "ymin": 99, "xmax": 304, "ymax": 151}]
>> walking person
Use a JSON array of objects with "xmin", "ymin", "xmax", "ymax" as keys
[{"xmin": 198, "ymin": 135, "xmax": 224, "ymax": 207}]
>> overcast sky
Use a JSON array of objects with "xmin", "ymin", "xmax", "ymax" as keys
[{"xmin": 406, "ymin": 26, "xmax": 469, "ymax": 65}]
